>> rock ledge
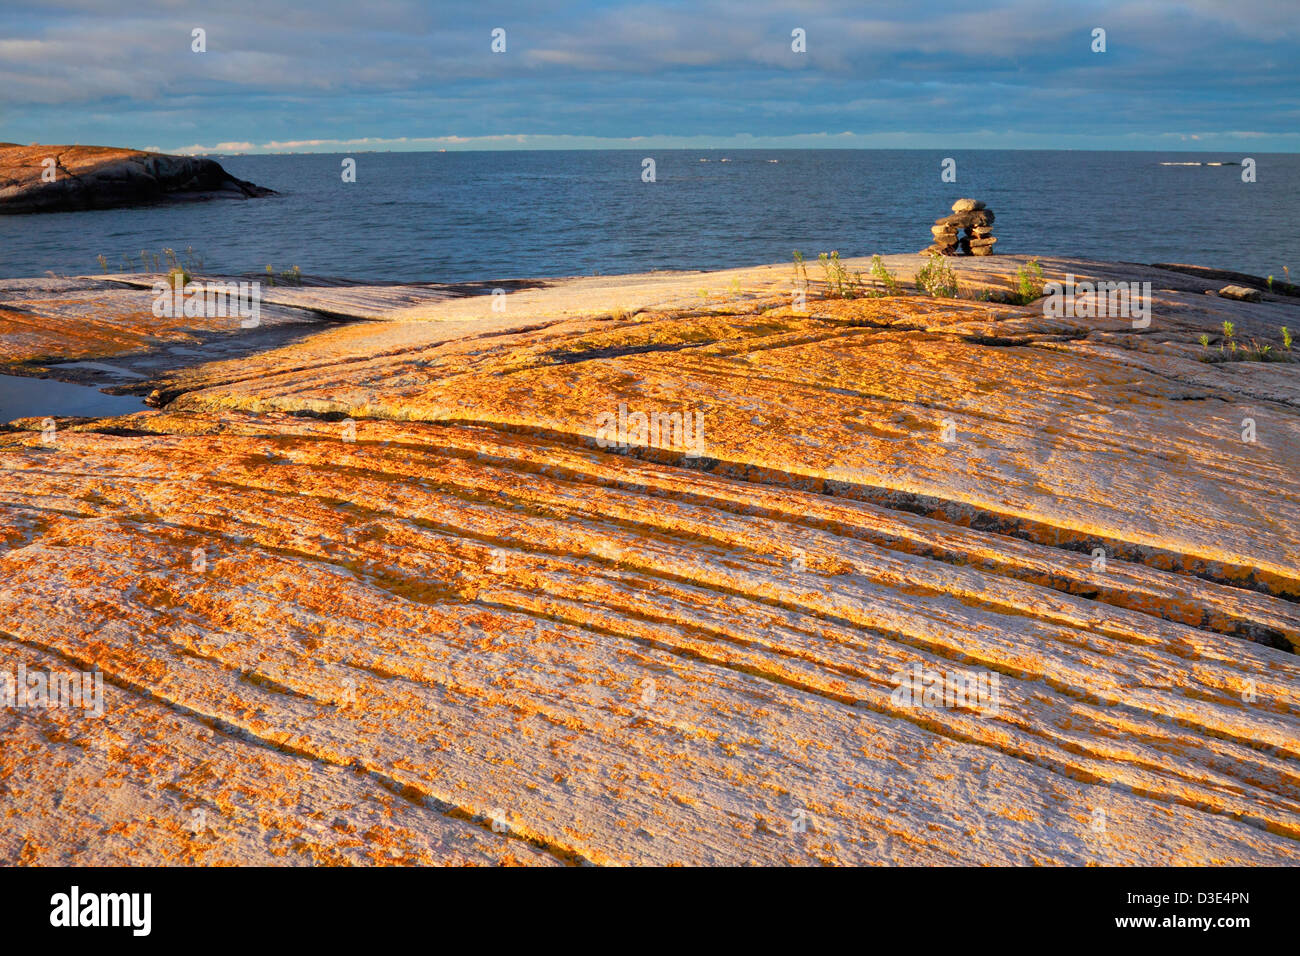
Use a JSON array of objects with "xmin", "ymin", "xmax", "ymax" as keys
[{"xmin": 0, "ymin": 143, "xmax": 276, "ymax": 214}]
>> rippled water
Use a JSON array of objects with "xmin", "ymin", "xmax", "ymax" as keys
[{"xmin": 2, "ymin": 150, "xmax": 1295, "ymax": 282}]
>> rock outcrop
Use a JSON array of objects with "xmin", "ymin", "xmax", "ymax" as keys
[
  {"xmin": 921, "ymin": 198, "xmax": 997, "ymax": 256},
  {"xmin": 1219, "ymin": 284, "xmax": 1264, "ymax": 302},
  {"xmin": 2, "ymin": 257, "xmax": 1299, "ymax": 865},
  {"xmin": 0, "ymin": 144, "xmax": 275, "ymax": 214}
]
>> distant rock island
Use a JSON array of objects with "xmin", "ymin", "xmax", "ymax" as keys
[{"xmin": 0, "ymin": 143, "xmax": 275, "ymax": 214}]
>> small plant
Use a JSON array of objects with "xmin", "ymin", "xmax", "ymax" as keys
[
  {"xmin": 167, "ymin": 267, "xmax": 191, "ymax": 289},
  {"xmin": 1267, "ymin": 275, "xmax": 1274, "ymax": 292},
  {"xmin": 869, "ymin": 254, "xmax": 901, "ymax": 296},
  {"xmin": 106, "ymin": 247, "xmax": 204, "ymax": 275},
  {"xmin": 1222, "ymin": 320, "xmax": 1235, "ymax": 342},
  {"xmin": 1011, "ymin": 258, "xmax": 1045, "ymax": 304},
  {"xmin": 1198, "ymin": 333, "xmax": 1210, "ymax": 348},
  {"xmin": 819, "ymin": 251, "xmax": 847, "ymax": 298},
  {"xmin": 822, "ymin": 251, "xmax": 868, "ymax": 298},
  {"xmin": 265, "ymin": 264, "xmax": 276, "ymax": 287},
  {"xmin": 915, "ymin": 253, "xmax": 959, "ymax": 298},
  {"xmin": 1246, "ymin": 341, "xmax": 1273, "ymax": 361},
  {"xmin": 1283, "ymin": 326, "xmax": 1293, "ymax": 351},
  {"xmin": 792, "ymin": 250, "xmax": 809, "ymax": 289}
]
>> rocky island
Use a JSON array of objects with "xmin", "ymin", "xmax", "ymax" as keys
[{"xmin": 0, "ymin": 144, "xmax": 275, "ymax": 214}]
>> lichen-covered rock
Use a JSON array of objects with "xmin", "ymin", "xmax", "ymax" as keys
[{"xmin": 2, "ymin": 256, "xmax": 1298, "ymax": 865}]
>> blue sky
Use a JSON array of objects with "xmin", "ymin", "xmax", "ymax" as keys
[{"xmin": 2, "ymin": 1, "xmax": 1297, "ymax": 153}]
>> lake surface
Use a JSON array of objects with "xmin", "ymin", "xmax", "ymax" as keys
[
  {"xmin": 0, "ymin": 374, "xmax": 146, "ymax": 423},
  {"xmin": 1, "ymin": 150, "xmax": 1295, "ymax": 282}
]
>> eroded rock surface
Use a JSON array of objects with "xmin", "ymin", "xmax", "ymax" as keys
[{"xmin": 2, "ymin": 256, "xmax": 1298, "ymax": 865}]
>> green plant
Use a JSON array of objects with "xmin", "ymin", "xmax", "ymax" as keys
[
  {"xmin": 869, "ymin": 254, "xmax": 901, "ymax": 296},
  {"xmin": 792, "ymin": 250, "xmax": 809, "ymax": 290},
  {"xmin": 167, "ymin": 267, "xmax": 191, "ymax": 289},
  {"xmin": 1011, "ymin": 258, "xmax": 1045, "ymax": 304},
  {"xmin": 1267, "ymin": 275, "xmax": 1274, "ymax": 291},
  {"xmin": 819, "ymin": 251, "xmax": 848, "ymax": 298},
  {"xmin": 915, "ymin": 253, "xmax": 959, "ymax": 298},
  {"xmin": 1246, "ymin": 341, "xmax": 1273, "ymax": 361},
  {"xmin": 1222, "ymin": 320, "xmax": 1235, "ymax": 342},
  {"xmin": 265, "ymin": 264, "xmax": 276, "ymax": 287},
  {"xmin": 1283, "ymin": 326, "xmax": 1293, "ymax": 351},
  {"xmin": 1198, "ymin": 333, "xmax": 1210, "ymax": 348}
]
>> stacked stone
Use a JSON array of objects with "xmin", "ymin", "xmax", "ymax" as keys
[{"xmin": 920, "ymin": 198, "xmax": 996, "ymax": 256}]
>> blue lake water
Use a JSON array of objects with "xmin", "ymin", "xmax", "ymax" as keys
[
  {"xmin": 0, "ymin": 373, "xmax": 146, "ymax": 422},
  {"xmin": 1, "ymin": 150, "xmax": 1295, "ymax": 283}
]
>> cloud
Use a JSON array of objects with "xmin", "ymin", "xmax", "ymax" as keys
[{"xmin": 1, "ymin": 1, "xmax": 1296, "ymax": 151}]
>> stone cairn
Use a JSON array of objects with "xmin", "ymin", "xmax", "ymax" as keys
[{"xmin": 920, "ymin": 198, "xmax": 996, "ymax": 256}]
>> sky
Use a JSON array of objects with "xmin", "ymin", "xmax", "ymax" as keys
[{"xmin": 1, "ymin": 0, "xmax": 1297, "ymax": 153}]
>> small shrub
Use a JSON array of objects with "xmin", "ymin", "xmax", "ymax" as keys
[
  {"xmin": 1011, "ymin": 258, "xmax": 1045, "ymax": 304},
  {"xmin": 916, "ymin": 253, "xmax": 959, "ymax": 298},
  {"xmin": 869, "ymin": 254, "xmax": 901, "ymax": 296},
  {"xmin": 1282, "ymin": 326, "xmax": 1293, "ymax": 351},
  {"xmin": 792, "ymin": 250, "xmax": 809, "ymax": 290},
  {"xmin": 819, "ymin": 251, "xmax": 856, "ymax": 298}
]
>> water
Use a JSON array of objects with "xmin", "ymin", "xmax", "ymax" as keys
[
  {"xmin": 1, "ymin": 150, "xmax": 1295, "ymax": 283},
  {"xmin": 0, "ymin": 373, "xmax": 146, "ymax": 422}
]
